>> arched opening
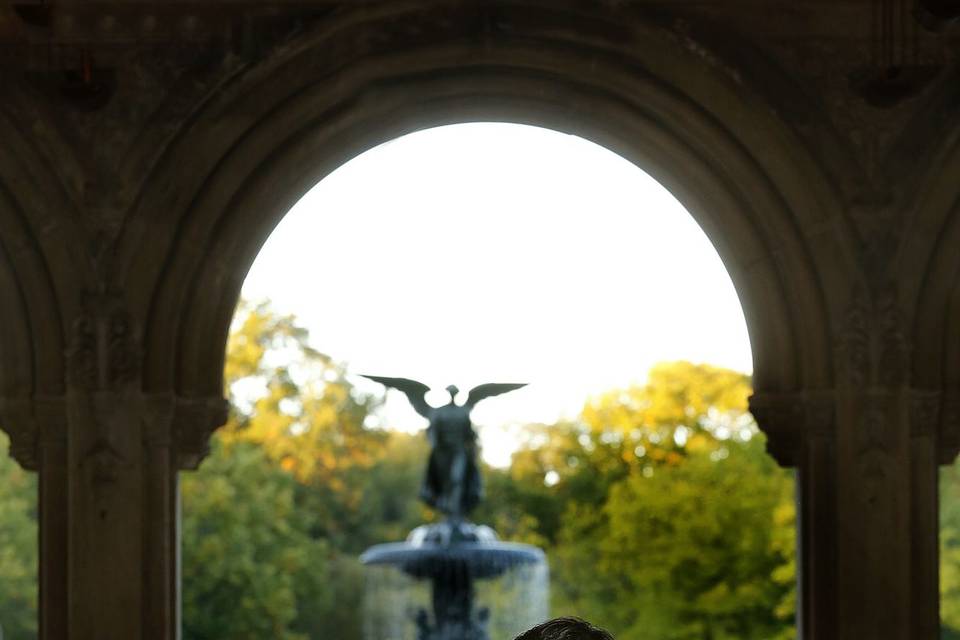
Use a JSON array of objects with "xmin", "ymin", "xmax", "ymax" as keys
[
  {"xmin": 112, "ymin": 8, "xmax": 850, "ymax": 635},
  {"xmin": 180, "ymin": 122, "xmax": 797, "ymax": 639},
  {"xmin": 127, "ymin": 18, "xmax": 842, "ymax": 405},
  {"xmin": 5, "ymin": 3, "xmax": 958, "ymax": 638}
]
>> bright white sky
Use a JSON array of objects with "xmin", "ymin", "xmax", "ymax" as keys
[{"xmin": 241, "ymin": 123, "xmax": 752, "ymax": 466}]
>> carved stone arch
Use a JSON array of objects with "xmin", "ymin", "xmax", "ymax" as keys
[
  {"xmin": 904, "ymin": 99, "xmax": 960, "ymax": 382},
  {"xmin": 119, "ymin": 1, "xmax": 851, "ymax": 464},
  {"xmin": 887, "ymin": 62, "xmax": 960, "ymax": 311},
  {"xmin": 0, "ymin": 94, "xmax": 90, "ymax": 468},
  {"xmin": 906, "ymin": 115, "xmax": 960, "ymax": 460}
]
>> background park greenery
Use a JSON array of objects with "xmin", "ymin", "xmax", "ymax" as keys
[{"xmin": 0, "ymin": 302, "xmax": 958, "ymax": 638}]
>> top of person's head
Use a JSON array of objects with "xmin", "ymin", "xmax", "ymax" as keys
[{"xmin": 513, "ymin": 617, "xmax": 614, "ymax": 640}]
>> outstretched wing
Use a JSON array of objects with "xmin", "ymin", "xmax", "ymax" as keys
[
  {"xmin": 465, "ymin": 383, "xmax": 527, "ymax": 409},
  {"xmin": 361, "ymin": 375, "xmax": 433, "ymax": 418}
]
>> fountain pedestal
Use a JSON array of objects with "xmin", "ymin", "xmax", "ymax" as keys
[{"xmin": 361, "ymin": 520, "xmax": 545, "ymax": 640}]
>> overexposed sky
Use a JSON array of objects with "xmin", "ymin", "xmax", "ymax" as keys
[{"xmin": 241, "ymin": 123, "xmax": 752, "ymax": 466}]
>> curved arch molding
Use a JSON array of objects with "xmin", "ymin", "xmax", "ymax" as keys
[
  {"xmin": 8, "ymin": 2, "xmax": 861, "ymax": 468},
  {"xmin": 117, "ymin": 5, "xmax": 847, "ymax": 465}
]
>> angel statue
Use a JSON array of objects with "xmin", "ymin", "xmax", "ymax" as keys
[{"xmin": 362, "ymin": 376, "xmax": 526, "ymax": 520}]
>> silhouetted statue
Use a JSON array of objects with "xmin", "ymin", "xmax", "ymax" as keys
[{"xmin": 362, "ymin": 376, "xmax": 525, "ymax": 520}]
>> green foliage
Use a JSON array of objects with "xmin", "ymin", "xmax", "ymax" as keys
[
  {"xmin": 221, "ymin": 300, "xmax": 386, "ymax": 549},
  {"xmin": 184, "ymin": 301, "xmax": 388, "ymax": 639},
  {"xmin": 941, "ymin": 463, "xmax": 960, "ymax": 637},
  {"xmin": 0, "ymin": 432, "xmax": 37, "ymax": 640},
  {"xmin": 496, "ymin": 362, "xmax": 796, "ymax": 640},
  {"xmin": 351, "ymin": 432, "xmax": 433, "ymax": 551},
  {"xmin": 182, "ymin": 438, "xmax": 319, "ymax": 640},
  {"xmin": 596, "ymin": 439, "xmax": 794, "ymax": 639}
]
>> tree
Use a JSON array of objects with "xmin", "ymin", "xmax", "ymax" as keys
[
  {"xmin": 183, "ymin": 301, "xmax": 331, "ymax": 639},
  {"xmin": 352, "ymin": 431, "xmax": 434, "ymax": 550},
  {"xmin": 941, "ymin": 462, "xmax": 960, "ymax": 636},
  {"xmin": 595, "ymin": 438, "xmax": 795, "ymax": 639},
  {"xmin": 219, "ymin": 300, "xmax": 386, "ymax": 548},
  {"xmin": 181, "ymin": 438, "xmax": 320, "ymax": 640},
  {"xmin": 497, "ymin": 362, "xmax": 796, "ymax": 639},
  {"xmin": 0, "ymin": 432, "xmax": 38, "ymax": 640},
  {"xmin": 183, "ymin": 301, "xmax": 391, "ymax": 639}
]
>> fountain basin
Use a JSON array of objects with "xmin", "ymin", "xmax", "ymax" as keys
[
  {"xmin": 360, "ymin": 520, "xmax": 548, "ymax": 640},
  {"xmin": 361, "ymin": 540, "xmax": 545, "ymax": 580}
]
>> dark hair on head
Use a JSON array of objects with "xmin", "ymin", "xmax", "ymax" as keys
[{"xmin": 513, "ymin": 617, "xmax": 615, "ymax": 640}]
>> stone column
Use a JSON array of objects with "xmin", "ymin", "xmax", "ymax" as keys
[
  {"xmin": 750, "ymin": 390, "xmax": 838, "ymax": 639},
  {"xmin": 750, "ymin": 292, "xmax": 950, "ymax": 639},
  {"xmin": 62, "ymin": 295, "xmax": 157, "ymax": 639},
  {"xmin": 2, "ymin": 294, "xmax": 226, "ymax": 640},
  {"xmin": 832, "ymin": 388, "xmax": 912, "ymax": 639},
  {"xmin": 0, "ymin": 395, "xmax": 69, "ymax": 638}
]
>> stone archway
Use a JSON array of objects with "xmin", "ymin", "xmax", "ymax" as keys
[
  {"xmin": 2, "ymin": 2, "xmax": 956, "ymax": 638},
  {"xmin": 125, "ymin": 8, "xmax": 846, "ymax": 397},
  {"xmin": 118, "ymin": 6, "xmax": 849, "ymax": 638}
]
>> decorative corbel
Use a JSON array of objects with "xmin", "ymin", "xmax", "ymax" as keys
[
  {"xmin": 749, "ymin": 390, "xmax": 836, "ymax": 467},
  {"xmin": 0, "ymin": 394, "xmax": 67, "ymax": 470},
  {"xmin": 174, "ymin": 395, "xmax": 230, "ymax": 470}
]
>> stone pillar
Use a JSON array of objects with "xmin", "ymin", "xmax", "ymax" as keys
[
  {"xmin": 832, "ymin": 388, "xmax": 912, "ymax": 639},
  {"xmin": 750, "ymin": 291, "xmax": 950, "ymax": 639},
  {"xmin": 0, "ymin": 396, "xmax": 69, "ymax": 638},
  {"xmin": 37, "ymin": 398, "xmax": 69, "ymax": 640},
  {"xmin": 62, "ymin": 295, "xmax": 160, "ymax": 639},
  {"xmin": 751, "ymin": 390, "xmax": 838, "ymax": 639},
  {"xmin": 911, "ymin": 390, "xmax": 942, "ymax": 640},
  {"xmin": 1, "ymin": 294, "xmax": 227, "ymax": 640}
]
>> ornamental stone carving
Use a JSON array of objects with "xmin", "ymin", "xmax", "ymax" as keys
[
  {"xmin": 82, "ymin": 437, "xmax": 126, "ymax": 485},
  {"xmin": 877, "ymin": 285, "xmax": 909, "ymax": 387},
  {"xmin": 0, "ymin": 396, "xmax": 41, "ymax": 470},
  {"xmin": 174, "ymin": 396, "xmax": 230, "ymax": 470},
  {"xmin": 857, "ymin": 401, "xmax": 893, "ymax": 510},
  {"xmin": 838, "ymin": 286, "xmax": 871, "ymax": 387},
  {"xmin": 66, "ymin": 291, "xmax": 142, "ymax": 391},
  {"xmin": 748, "ymin": 390, "xmax": 835, "ymax": 466},
  {"xmin": 0, "ymin": 396, "xmax": 68, "ymax": 471},
  {"xmin": 836, "ymin": 282, "xmax": 910, "ymax": 389}
]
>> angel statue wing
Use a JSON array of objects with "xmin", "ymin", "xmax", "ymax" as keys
[
  {"xmin": 465, "ymin": 383, "xmax": 527, "ymax": 409},
  {"xmin": 361, "ymin": 375, "xmax": 433, "ymax": 418}
]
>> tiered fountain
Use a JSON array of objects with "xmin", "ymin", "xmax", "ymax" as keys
[{"xmin": 359, "ymin": 377, "xmax": 548, "ymax": 640}]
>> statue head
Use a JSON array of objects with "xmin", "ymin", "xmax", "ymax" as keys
[{"xmin": 445, "ymin": 385, "xmax": 460, "ymax": 403}]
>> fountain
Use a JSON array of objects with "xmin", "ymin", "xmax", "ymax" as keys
[{"xmin": 359, "ymin": 377, "xmax": 548, "ymax": 640}]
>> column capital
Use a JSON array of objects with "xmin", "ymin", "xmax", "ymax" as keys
[
  {"xmin": 0, "ymin": 394, "xmax": 67, "ymax": 470},
  {"xmin": 172, "ymin": 395, "xmax": 229, "ymax": 470},
  {"xmin": 750, "ymin": 387, "xmax": 960, "ymax": 467},
  {"xmin": 749, "ymin": 389, "xmax": 835, "ymax": 466},
  {"xmin": 0, "ymin": 391, "xmax": 227, "ymax": 471}
]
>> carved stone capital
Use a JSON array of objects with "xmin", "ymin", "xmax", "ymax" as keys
[
  {"xmin": 66, "ymin": 291, "xmax": 142, "ymax": 392},
  {"xmin": 749, "ymin": 390, "xmax": 835, "ymax": 467},
  {"xmin": 836, "ymin": 286, "xmax": 870, "ymax": 387},
  {"xmin": 1, "ymin": 390, "xmax": 227, "ymax": 471},
  {"xmin": 835, "ymin": 283, "xmax": 910, "ymax": 389},
  {"xmin": 174, "ymin": 395, "xmax": 229, "ymax": 470},
  {"xmin": 0, "ymin": 395, "xmax": 67, "ymax": 470}
]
